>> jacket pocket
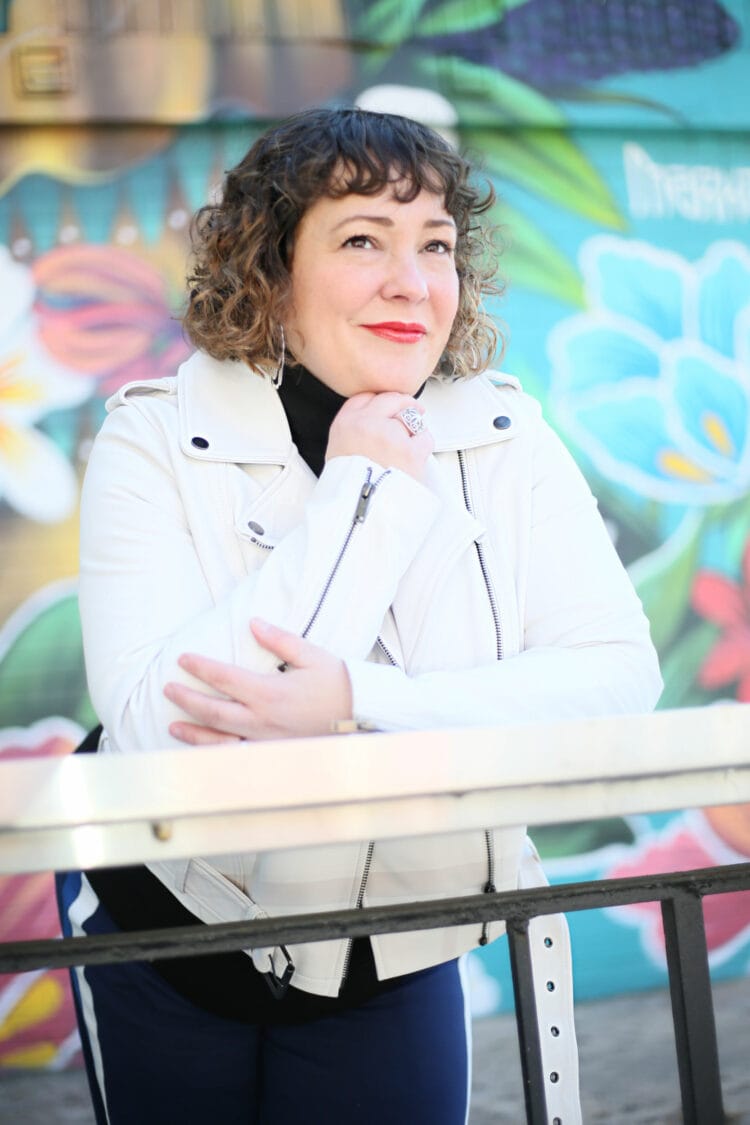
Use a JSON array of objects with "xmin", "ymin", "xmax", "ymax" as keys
[
  {"xmin": 182, "ymin": 858, "xmax": 290, "ymax": 981},
  {"xmin": 181, "ymin": 856, "xmax": 268, "ymax": 924}
]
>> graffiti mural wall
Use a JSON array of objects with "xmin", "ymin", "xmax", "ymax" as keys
[{"xmin": 0, "ymin": 0, "xmax": 749, "ymax": 1063}]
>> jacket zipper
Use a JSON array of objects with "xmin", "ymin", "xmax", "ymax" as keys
[
  {"xmin": 479, "ymin": 831, "xmax": 497, "ymax": 945},
  {"xmin": 457, "ymin": 450, "xmax": 503, "ymax": 662},
  {"xmin": 340, "ymin": 840, "xmax": 376, "ymax": 985},
  {"xmin": 375, "ymin": 633, "xmax": 400, "ymax": 668},
  {"xmin": 300, "ymin": 467, "xmax": 390, "ymax": 641},
  {"xmin": 254, "ymin": 465, "xmax": 390, "ymax": 990},
  {"xmin": 457, "ymin": 449, "xmax": 500, "ymax": 943},
  {"xmin": 274, "ymin": 468, "xmax": 391, "ymax": 673}
]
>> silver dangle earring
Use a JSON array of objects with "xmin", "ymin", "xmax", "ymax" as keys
[{"xmin": 272, "ymin": 325, "xmax": 286, "ymax": 389}]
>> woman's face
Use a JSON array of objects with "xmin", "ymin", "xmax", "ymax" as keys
[{"xmin": 284, "ymin": 184, "xmax": 460, "ymax": 397}]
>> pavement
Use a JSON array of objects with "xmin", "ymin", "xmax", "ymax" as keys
[{"xmin": 2, "ymin": 976, "xmax": 749, "ymax": 1123}]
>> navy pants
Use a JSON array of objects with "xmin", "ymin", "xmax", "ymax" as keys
[{"xmin": 57, "ymin": 871, "xmax": 471, "ymax": 1125}]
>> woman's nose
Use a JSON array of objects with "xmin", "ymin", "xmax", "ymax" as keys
[{"xmin": 381, "ymin": 253, "xmax": 429, "ymax": 301}]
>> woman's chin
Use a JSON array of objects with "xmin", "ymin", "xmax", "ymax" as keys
[{"xmin": 357, "ymin": 367, "xmax": 433, "ymax": 397}]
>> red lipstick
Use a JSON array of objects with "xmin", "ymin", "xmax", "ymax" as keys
[{"xmin": 362, "ymin": 322, "xmax": 427, "ymax": 344}]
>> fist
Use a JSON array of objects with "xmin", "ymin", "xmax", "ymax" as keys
[{"xmin": 326, "ymin": 392, "xmax": 434, "ymax": 480}]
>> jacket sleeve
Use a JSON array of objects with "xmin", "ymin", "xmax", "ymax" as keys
[
  {"xmin": 78, "ymin": 396, "xmax": 441, "ymax": 753},
  {"xmin": 345, "ymin": 409, "xmax": 663, "ymax": 729}
]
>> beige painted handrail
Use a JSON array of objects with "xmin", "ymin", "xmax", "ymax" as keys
[{"xmin": 1, "ymin": 704, "xmax": 749, "ymax": 874}]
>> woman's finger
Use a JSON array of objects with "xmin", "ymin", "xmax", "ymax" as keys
[
  {"xmin": 250, "ymin": 618, "xmax": 324, "ymax": 670},
  {"xmin": 336, "ymin": 391, "xmax": 423, "ymax": 422},
  {"xmin": 169, "ymin": 721, "xmax": 244, "ymax": 746},
  {"xmin": 176, "ymin": 652, "xmax": 255, "ymax": 698},
  {"xmin": 164, "ymin": 680, "xmax": 260, "ymax": 734}
]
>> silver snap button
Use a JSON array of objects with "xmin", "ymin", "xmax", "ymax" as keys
[
  {"xmin": 493, "ymin": 415, "xmax": 511, "ymax": 430},
  {"xmin": 247, "ymin": 521, "xmax": 265, "ymax": 535},
  {"xmin": 191, "ymin": 436, "xmax": 209, "ymax": 449}
]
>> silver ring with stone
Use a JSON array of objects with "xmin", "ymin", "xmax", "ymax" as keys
[{"xmin": 396, "ymin": 407, "xmax": 425, "ymax": 436}]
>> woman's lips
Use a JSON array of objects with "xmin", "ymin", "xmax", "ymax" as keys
[{"xmin": 361, "ymin": 322, "xmax": 427, "ymax": 344}]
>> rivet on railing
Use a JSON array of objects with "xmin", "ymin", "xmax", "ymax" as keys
[{"xmin": 151, "ymin": 821, "xmax": 173, "ymax": 841}]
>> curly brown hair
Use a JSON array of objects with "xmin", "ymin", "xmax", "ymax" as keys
[{"xmin": 182, "ymin": 106, "xmax": 503, "ymax": 380}]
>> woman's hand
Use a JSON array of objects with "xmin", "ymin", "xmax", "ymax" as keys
[
  {"xmin": 164, "ymin": 619, "xmax": 353, "ymax": 744},
  {"xmin": 326, "ymin": 392, "xmax": 434, "ymax": 481}
]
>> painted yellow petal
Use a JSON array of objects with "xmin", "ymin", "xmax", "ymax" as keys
[
  {"xmin": 0, "ymin": 355, "xmax": 43, "ymax": 407},
  {"xmin": 0, "ymin": 423, "xmax": 28, "ymax": 460},
  {"xmin": 657, "ymin": 450, "xmax": 714, "ymax": 482},
  {"xmin": 702, "ymin": 411, "xmax": 735, "ymax": 457},
  {"xmin": 0, "ymin": 976, "xmax": 63, "ymax": 1042},
  {"xmin": 0, "ymin": 1042, "xmax": 58, "ymax": 1067}
]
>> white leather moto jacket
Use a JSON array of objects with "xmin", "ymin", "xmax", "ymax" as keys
[{"xmin": 79, "ymin": 351, "xmax": 662, "ymax": 1120}]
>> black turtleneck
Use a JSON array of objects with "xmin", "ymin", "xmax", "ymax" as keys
[
  {"xmin": 277, "ymin": 362, "xmax": 427, "ymax": 475},
  {"xmin": 277, "ymin": 363, "xmax": 346, "ymax": 477}
]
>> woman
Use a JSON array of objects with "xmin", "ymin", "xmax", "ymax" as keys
[{"xmin": 58, "ymin": 107, "xmax": 661, "ymax": 1124}]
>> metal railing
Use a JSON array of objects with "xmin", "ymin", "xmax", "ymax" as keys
[{"xmin": 2, "ymin": 703, "xmax": 750, "ymax": 1124}]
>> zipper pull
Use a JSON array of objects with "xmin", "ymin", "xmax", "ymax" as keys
[
  {"xmin": 261, "ymin": 945, "xmax": 295, "ymax": 999},
  {"xmin": 354, "ymin": 468, "xmax": 374, "ymax": 523}
]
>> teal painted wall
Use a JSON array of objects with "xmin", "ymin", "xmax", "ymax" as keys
[{"xmin": 1, "ymin": 0, "xmax": 749, "ymax": 1062}]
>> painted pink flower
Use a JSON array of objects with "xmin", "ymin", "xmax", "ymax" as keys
[
  {"xmin": 692, "ymin": 539, "xmax": 750, "ymax": 701},
  {"xmin": 0, "ymin": 721, "xmax": 83, "ymax": 1069},
  {"xmin": 32, "ymin": 244, "xmax": 192, "ymax": 396},
  {"xmin": 607, "ymin": 822, "xmax": 750, "ymax": 963}
]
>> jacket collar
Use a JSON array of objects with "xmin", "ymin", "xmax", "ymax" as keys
[
  {"xmin": 423, "ymin": 370, "xmax": 521, "ymax": 452},
  {"xmin": 178, "ymin": 352, "xmax": 293, "ymax": 463},
  {"xmin": 177, "ymin": 351, "xmax": 520, "ymax": 464}
]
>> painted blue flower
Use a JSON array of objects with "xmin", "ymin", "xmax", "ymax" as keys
[{"xmin": 549, "ymin": 237, "xmax": 750, "ymax": 505}]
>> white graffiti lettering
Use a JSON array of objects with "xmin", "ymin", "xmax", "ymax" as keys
[{"xmin": 623, "ymin": 142, "xmax": 750, "ymax": 223}]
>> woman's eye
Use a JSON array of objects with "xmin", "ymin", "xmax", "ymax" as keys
[
  {"xmin": 343, "ymin": 234, "xmax": 375, "ymax": 249},
  {"xmin": 426, "ymin": 240, "xmax": 454, "ymax": 255}
]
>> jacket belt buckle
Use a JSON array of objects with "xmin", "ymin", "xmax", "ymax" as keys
[{"xmin": 261, "ymin": 944, "xmax": 295, "ymax": 999}]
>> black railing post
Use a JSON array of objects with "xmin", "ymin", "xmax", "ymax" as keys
[
  {"xmin": 661, "ymin": 890, "xmax": 725, "ymax": 1125},
  {"xmin": 507, "ymin": 917, "xmax": 549, "ymax": 1125}
]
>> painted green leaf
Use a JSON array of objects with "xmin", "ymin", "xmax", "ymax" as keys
[
  {"xmin": 531, "ymin": 817, "xmax": 635, "ymax": 860},
  {"xmin": 709, "ymin": 493, "xmax": 750, "ymax": 565},
  {"xmin": 417, "ymin": 0, "xmax": 502, "ymax": 37},
  {"xmin": 415, "ymin": 56, "xmax": 564, "ymax": 126},
  {"xmin": 465, "ymin": 127, "xmax": 625, "ymax": 229},
  {"xmin": 657, "ymin": 622, "xmax": 716, "ymax": 711},
  {"xmin": 0, "ymin": 593, "xmax": 94, "ymax": 729},
  {"xmin": 553, "ymin": 86, "xmax": 683, "ymax": 124},
  {"xmin": 629, "ymin": 512, "xmax": 704, "ymax": 653},
  {"xmin": 492, "ymin": 201, "xmax": 584, "ymax": 306},
  {"xmin": 354, "ymin": 0, "xmax": 429, "ymax": 47}
]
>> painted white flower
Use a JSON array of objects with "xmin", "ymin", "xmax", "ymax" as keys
[
  {"xmin": 355, "ymin": 85, "xmax": 460, "ymax": 147},
  {"xmin": 0, "ymin": 246, "xmax": 92, "ymax": 522}
]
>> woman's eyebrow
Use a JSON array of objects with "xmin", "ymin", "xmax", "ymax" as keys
[{"xmin": 331, "ymin": 214, "xmax": 457, "ymax": 231}]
